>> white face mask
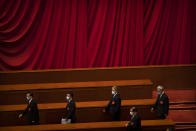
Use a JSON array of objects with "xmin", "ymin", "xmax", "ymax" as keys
[
  {"xmin": 130, "ymin": 112, "xmax": 133, "ymax": 115},
  {"xmin": 66, "ymin": 96, "xmax": 70, "ymax": 100},
  {"xmin": 26, "ymin": 96, "xmax": 30, "ymax": 101},
  {"xmin": 112, "ymin": 91, "xmax": 115, "ymax": 95}
]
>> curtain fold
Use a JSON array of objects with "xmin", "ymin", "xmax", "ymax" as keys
[
  {"xmin": 88, "ymin": 0, "xmax": 144, "ymax": 67},
  {"xmin": 0, "ymin": 0, "xmax": 88, "ymax": 70},
  {"xmin": 0, "ymin": 0, "xmax": 195, "ymax": 70},
  {"xmin": 144, "ymin": 0, "xmax": 196, "ymax": 65}
]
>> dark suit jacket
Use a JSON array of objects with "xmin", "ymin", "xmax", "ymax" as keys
[
  {"xmin": 22, "ymin": 99, "xmax": 39, "ymax": 124},
  {"xmin": 65, "ymin": 100, "xmax": 76, "ymax": 123},
  {"xmin": 153, "ymin": 93, "xmax": 169, "ymax": 118},
  {"xmin": 127, "ymin": 113, "xmax": 141, "ymax": 131},
  {"xmin": 105, "ymin": 94, "xmax": 121, "ymax": 115}
]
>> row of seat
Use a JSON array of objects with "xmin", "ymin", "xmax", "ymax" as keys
[
  {"xmin": 0, "ymin": 78, "xmax": 175, "ymax": 130},
  {"xmin": 0, "ymin": 79, "xmax": 153, "ymax": 105},
  {"xmin": 0, "ymin": 119, "xmax": 175, "ymax": 131},
  {"xmin": 0, "ymin": 98, "xmax": 188, "ymax": 126},
  {"xmin": 175, "ymin": 122, "xmax": 196, "ymax": 131}
]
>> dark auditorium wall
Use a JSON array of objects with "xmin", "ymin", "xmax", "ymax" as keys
[{"xmin": 0, "ymin": 64, "xmax": 195, "ymax": 90}]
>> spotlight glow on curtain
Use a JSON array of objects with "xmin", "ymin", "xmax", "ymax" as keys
[{"xmin": 0, "ymin": 0, "xmax": 195, "ymax": 70}]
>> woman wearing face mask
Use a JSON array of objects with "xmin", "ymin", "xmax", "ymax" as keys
[
  {"xmin": 103, "ymin": 86, "xmax": 121, "ymax": 121},
  {"xmin": 126, "ymin": 107, "xmax": 141, "ymax": 131}
]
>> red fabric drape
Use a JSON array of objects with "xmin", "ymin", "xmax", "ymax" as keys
[
  {"xmin": 0, "ymin": 0, "xmax": 196, "ymax": 70},
  {"xmin": 88, "ymin": 0, "xmax": 144, "ymax": 67},
  {"xmin": 144, "ymin": 0, "xmax": 196, "ymax": 65},
  {"xmin": 0, "ymin": 0, "xmax": 87, "ymax": 70}
]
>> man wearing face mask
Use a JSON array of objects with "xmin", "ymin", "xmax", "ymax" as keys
[
  {"xmin": 151, "ymin": 85, "xmax": 169, "ymax": 119},
  {"xmin": 103, "ymin": 86, "xmax": 121, "ymax": 121},
  {"xmin": 18, "ymin": 92, "xmax": 39, "ymax": 125},
  {"xmin": 126, "ymin": 107, "xmax": 141, "ymax": 131},
  {"xmin": 62, "ymin": 92, "xmax": 76, "ymax": 124}
]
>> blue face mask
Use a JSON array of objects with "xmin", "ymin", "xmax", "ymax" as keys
[
  {"xmin": 157, "ymin": 92, "xmax": 160, "ymax": 95},
  {"xmin": 26, "ymin": 97, "xmax": 30, "ymax": 101}
]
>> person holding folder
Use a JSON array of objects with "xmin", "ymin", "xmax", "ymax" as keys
[{"xmin": 62, "ymin": 92, "xmax": 76, "ymax": 124}]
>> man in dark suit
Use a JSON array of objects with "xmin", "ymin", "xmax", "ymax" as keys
[
  {"xmin": 103, "ymin": 86, "xmax": 121, "ymax": 121},
  {"xmin": 151, "ymin": 85, "xmax": 169, "ymax": 119},
  {"xmin": 62, "ymin": 92, "xmax": 76, "ymax": 124},
  {"xmin": 18, "ymin": 92, "xmax": 39, "ymax": 125},
  {"xmin": 126, "ymin": 107, "xmax": 141, "ymax": 131}
]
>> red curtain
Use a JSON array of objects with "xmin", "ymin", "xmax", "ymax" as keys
[
  {"xmin": 0, "ymin": 0, "xmax": 88, "ymax": 70},
  {"xmin": 88, "ymin": 0, "xmax": 144, "ymax": 67},
  {"xmin": 0, "ymin": 0, "xmax": 195, "ymax": 70},
  {"xmin": 144, "ymin": 0, "xmax": 196, "ymax": 65}
]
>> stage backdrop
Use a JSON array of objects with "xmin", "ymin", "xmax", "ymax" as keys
[{"xmin": 0, "ymin": 0, "xmax": 196, "ymax": 70}]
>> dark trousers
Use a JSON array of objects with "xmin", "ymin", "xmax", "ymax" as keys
[
  {"xmin": 29, "ymin": 121, "xmax": 39, "ymax": 125},
  {"xmin": 111, "ymin": 112, "xmax": 120, "ymax": 121},
  {"xmin": 126, "ymin": 126, "xmax": 142, "ymax": 131},
  {"xmin": 71, "ymin": 118, "xmax": 76, "ymax": 123},
  {"xmin": 158, "ymin": 113, "xmax": 166, "ymax": 119}
]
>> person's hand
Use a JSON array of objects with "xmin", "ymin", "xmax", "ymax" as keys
[
  {"xmin": 32, "ymin": 121, "xmax": 35, "ymax": 123},
  {"xmin": 18, "ymin": 114, "xmax": 23, "ymax": 119},
  {"xmin": 125, "ymin": 123, "xmax": 128, "ymax": 127},
  {"xmin": 102, "ymin": 109, "xmax": 106, "ymax": 113}
]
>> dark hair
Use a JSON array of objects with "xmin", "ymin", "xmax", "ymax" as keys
[
  {"xmin": 67, "ymin": 92, "xmax": 73, "ymax": 98},
  {"xmin": 27, "ymin": 91, "xmax": 33, "ymax": 97},
  {"xmin": 131, "ymin": 107, "xmax": 137, "ymax": 112}
]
